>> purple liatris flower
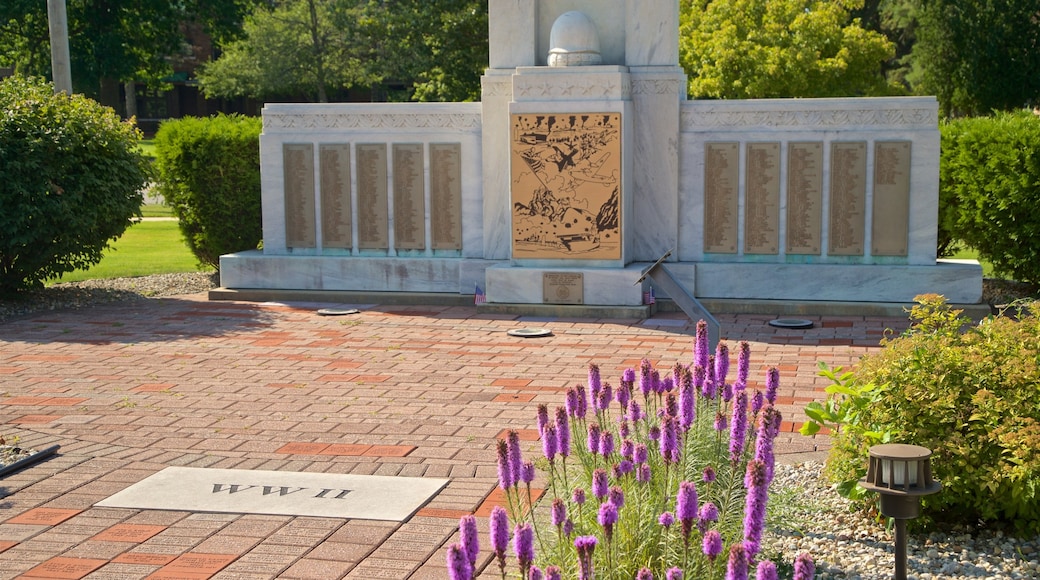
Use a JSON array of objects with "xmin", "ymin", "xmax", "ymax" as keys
[
  {"xmin": 514, "ymin": 522, "xmax": 535, "ymax": 574},
  {"xmin": 754, "ymin": 406, "xmax": 781, "ymax": 483},
  {"xmin": 620, "ymin": 438, "xmax": 634, "ymax": 459},
  {"xmin": 694, "ymin": 320, "xmax": 709, "ymax": 370},
  {"xmin": 459, "ymin": 514, "xmax": 479, "ymax": 566},
  {"xmin": 678, "ymin": 365, "xmax": 695, "ymax": 431},
  {"xmin": 765, "ymin": 366, "xmax": 779, "ymax": 404},
  {"xmin": 495, "ymin": 439, "xmax": 512, "ymax": 490},
  {"xmin": 530, "ymin": 566, "xmax": 543, "ymax": 580},
  {"xmin": 618, "ymin": 420, "xmax": 630, "ymax": 441},
  {"xmin": 542, "ymin": 424, "xmax": 558, "ymax": 462},
  {"xmin": 636, "ymin": 568, "xmax": 654, "ymax": 580},
  {"xmin": 693, "ymin": 363, "xmax": 706, "ymax": 392},
  {"xmin": 446, "ymin": 542, "xmax": 472, "ymax": 580},
  {"xmin": 743, "ymin": 460, "xmax": 769, "ymax": 558},
  {"xmin": 793, "ymin": 553, "xmax": 815, "ymax": 580},
  {"xmin": 651, "ymin": 369, "xmax": 662, "ymax": 393},
  {"xmin": 489, "ymin": 506, "xmax": 509, "ymax": 571},
  {"xmin": 658, "ymin": 511, "xmax": 675, "ymax": 528},
  {"xmin": 597, "ymin": 501, "xmax": 618, "ymax": 541},
  {"xmin": 715, "ymin": 341, "xmax": 730, "ymax": 387},
  {"xmin": 637, "ymin": 463, "xmax": 651, "ymax": 483},
  {"xmin": 617, "ymin": 381, "xmax": 631, "ymax": 409},
  {"xmin": 703, "ymin": 530, "xmax": 723, "ymax": 561},
  {"xmin": 722, "ymin": 382, "xmax": 733, "ymax": 403},
  {"xmin": 666, "ymin": 567, "xmax": 683, "ymax": 580},
  {"xmin": 596, "ymin": 382, "xmax": 613, "ymax": 412},
  {"xmin": 634, "ymin": 443, "xmax": 648, "ymax": 464},
  {"xmin": 592, "ymin": 468, "xmax": 609, "ymax": 499},
  {"xmin": 714, "ymin": 411, "xmax": 727, "ymax": 432},
  {"xmin": 507, "ymin": 430, "xmax": 523, "ymax": 486},
  {"xmin": 729, "ymin": 390, "xmax": 749, "ymax": 462},
  {"xmin": 736, "ymin": 341, "xmax": 751, "ymax": 389},
  {"xmin": 537, "ymin": 404, "xmax": 549, "ymax": 435},
  {"xmin": 665, "ymin": 392, "xmax": 678, "ymax": 418},
  {"xmin": 661, "ymin": 376, "xmax": 674, "ymax": 393},
  {"xmin": 576, "ymin": 384, "xmax": 588, "ymax": 419},
  {"xmin": 751, "ymin": 390, "xmax": 764, "ymax": 415},
  {"xmin": 623, "ymin": 367, "xmax": 636, "ymax": 385},
  {"xmin": 599, "ymin": 431, "xmax": 615, "ymax": 456},
  {"xmin": 705, "ymin": 355, "xmax": 718, "ymax": 399},
  {"xmin": 520, "ymin": 460, "xmax": 535, "ymax": 485},
  {"xmin": 609, "ymin": 485, "xmax": 625, "ymax": 508},
  {"xmin": 588, "ymin": 363, "xmax": 602, "ymax": 402},
  {"xmin": 572, "ymin": 487, "xmax": 586, "ymax": 505},
  {"xmin": 551, "ymin": 498, "xmax": 567, "ymax": 527},
  {"xmin": 726, "ymin": 543, "xmax": 749, "ymax": 580},
  {"xmin": 563, "ymin": 518, "xmax": 574, "ymax": 536},
  {"xmin": 575, "ymin": 536, "xmax": 597, "ymax": 580},
  {"xmin": 676, "ymin": 480, "xmax": 699, "ymax": 539},
  {"xmin": 566, "ymin": 387, "xmax": 579, "ymax": 418},
  {"xmin": 617, "ymin": 459, "xmax": 634, "ymax": 476},
  {"xmin": 698, "ymin": 501, "xmax": 719, "ymax": 533},
  {"xmin": 639, "ymin": 358, "xmax": 653, "ymax": 399},
  {"xmin": 756, "ymin": 561, "xmax": 778, "ymax": 580},
  {"xmin": 546, "ymin": 565, "xmax": 562, "ymax": 580},
  {"xmin": 627, "ymin": 399, "xmax": 643, "ymax": 422},
  {"xmin": 555, "ymin": 407, "xmax": 571, "ymax": 457},
  {"xmin": 659, "ymin": 415, "xmax": 678, "ymax": 463},
  {"xmin": 703, "ymin": 465, "xmax": 716, "ymax": 483},
  {"xmin": 587, "ymin": 423, "xmax": 601, "ymax": 455},
  {"xmin": 648, "ymin": 425, "xmax": 661, "ymax": 442}
]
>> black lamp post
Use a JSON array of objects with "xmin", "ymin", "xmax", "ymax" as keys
[{"xmin": 859, "ymin": 444, "xmax": 942, "ymax": 580}]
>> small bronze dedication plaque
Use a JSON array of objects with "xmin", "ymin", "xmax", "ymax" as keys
[{"xmin": 543, "ymin": 272, "xmax": 584, "ymax": 305}]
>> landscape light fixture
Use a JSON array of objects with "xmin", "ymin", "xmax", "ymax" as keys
[{"xmin": 859, "ymin": 443, "xmax": 942, "ymax": 580}]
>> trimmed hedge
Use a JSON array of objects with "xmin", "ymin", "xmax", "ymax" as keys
[
  {"xmin": 153, "ymin": 114, "xmax": 262, "ymax": 270},
  {"xmin": 940, "ymin": 111, "xmax": 1040, "ymax": 282},
  {"xmin": 0, "ymin": 76, "xmax": 148, "ymax": 295}
]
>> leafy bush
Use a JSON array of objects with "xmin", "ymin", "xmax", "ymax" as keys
[
  {"xmin": 0, "ymin": 76, "xmax": 148, "ymax": 295},
  {"xmin": 153, "ymin": 114, "xmax": 262, "ymax": 270},
  {"xmin": 940, "ymin": 111, "xmax": 1040, "ymax": 282},
  {"xmin": 815, "ymin": 295, "xmax": 1040, "ymax": 534},
  {"xmin": 446, "ymin": 323, "xmax": 815, "ymax": 579}
]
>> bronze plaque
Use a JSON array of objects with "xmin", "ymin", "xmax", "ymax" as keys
[
  {"xmin": 430, "ymin": 143, "xmax": 463, "ymax": 250},
  {"xmin": 543, "ymin": 272, "xmax": 584, "ymax": 305},
  {"xmin": 356, "ymin": 144, "xmax": 389, "ymax": 250},
  {"xmin": 704, "ymin": 142, "xmax": 739, "ymax": 253},
  {"xmin": 786, "ymin": 142, "xmax": 824, "ymax": 254},
  {"xmin": 828, "ymin": 142, "xmax": 867, "ymax": 256},
  {"xmin": 872, "ymin": 141, "xmax": 912, "ymax": 256},
  {"xmin": 393, "ymin": 144, "xmax": 426, "ymax": 250},
  {"xmin": 283, "ymin": 144, "xmax": 316, "ymax": 248},
  {"xmin": 511, "ymin": 113, "xmax": 622, "ymax": 260},
  {"xmin": 744, "ymin": 142, "xmax": 780, "ymax": 254},
  {"xmin": 320, "ymin": 144, "xmax": 351, "ymax": 249}
]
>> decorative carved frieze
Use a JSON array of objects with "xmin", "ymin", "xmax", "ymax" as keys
[
  {"xmin": 681, "ymin": 103, "xmax": 937, "ymax": 131},
  {"xmin": 512, "ymin": 76, "xmax": 631, "ymax": 100},
  {"xmin": 265, "ymin": 112, "xmax": 481, "ymax": 132}
]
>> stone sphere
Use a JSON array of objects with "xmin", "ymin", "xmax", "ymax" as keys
[{"xmin": 548, "ymin": 11, "xmax": 602, "ymax": 67}]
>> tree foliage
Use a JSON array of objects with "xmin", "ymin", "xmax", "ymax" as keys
[{"xmin": 679, "ymin": 0, "xmax": 898, "ymax": 99}]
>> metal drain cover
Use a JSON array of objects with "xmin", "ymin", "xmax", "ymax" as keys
[
  {"xmin": 768, "ymin": 318, "xmax": 814, "ymax": 329},
  {"xmin": 317, "ymin": 308, "xmax": 361, "ymax": 316},
  {"xmin": 506, "ymin": 328, "xmax": 553, "ymax": 338}
]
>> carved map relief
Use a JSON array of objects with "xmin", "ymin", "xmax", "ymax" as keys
[
  {"xmin": 704, "ymin": 142, "xmax": 739, "ymax": 253},
  {"xmin": 744, "ymin": 143, "xmax": 780, "ymax": 254},
  {"xmin": 392, "ymin": 144, "xmax": 426, "ymax": 250},
  {"xmin": 356, "ymin": 144, "xmax": 389, "ymax": 249},
  {"xmin": 828, "ymin": 142, "xmax": 867, "ymax": 256},
  {"xmin": 320, "ymin": 144, "xmax": 351, "ymax": 249},
  {"xmin": 872, "ymin": 141, "xmax": 912, "ymax": 256},
  {"xmin": 511, "ymin": 113, "xmax": 621, "ymax": 260},
  {"xmin": 430, "ymin": 143, "xmax": 463, "ymax": 250},
  {"xmin": 284, "ymin": 144, "xmax": 316, "ymax": 248},
  {"xmin": 786, "ymin": 142, "xmax": 823, "ymax": 254}
]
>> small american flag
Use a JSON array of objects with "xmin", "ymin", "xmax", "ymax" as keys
[
  {"xmin": 474, "ymin": 284, "xmax": 487, "ymax": 305},
  {"xmin": 643, "ymin": 287, "xmax": 656, "ymax": 305}
]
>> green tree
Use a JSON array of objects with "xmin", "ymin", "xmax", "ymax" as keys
[{"xmin": 679, "ymin": 0, "xmax": 898, "ymax": 99}]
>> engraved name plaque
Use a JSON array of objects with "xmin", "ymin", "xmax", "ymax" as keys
[
  {"xmin": 320, "ymin": 144, "xmax": 351, "ymax": 249},
  {"xmin": 744, "ymin": 142, "xmax": 780, "ymax": 254},
  {"xmin": 393, "ymin": 144, "xmax": 426, "ymax": 250},
  {"xmin": 872, "ymin": 141, "xmax": 911, "ymax": 256},
  {"xmin": 704, "ymin": 142, "xmax": 739, "ymax": 253},
  {"xmin": 430, "ymin": 143, "xmax": 463, "ymax": 250},
  {"xmin": 828, "ymin": 142, "xmax": 867, "ymax": 256},
  {"xmin": 543, "ymin": 272, "xmax": 584, "ymax": 305},
  {"xmin": 356, "ymin": 144, "xmax": 389, "ymax": 250},
  {"xmin": 284, "ymin": 144, "xmax": 316, "ymax": 248},
  {"xmin": 786, "ymin": 142, "xmax": 824, "ymax": 254}
]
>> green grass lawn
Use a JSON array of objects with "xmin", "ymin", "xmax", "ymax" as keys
[
  {"xmin": 48, "ymin": 219, "xmax": 210, "ymax": 284},
  {"xmin": 140, "ymin": 203, "xmax": 174, "ymax": 218},
  {"xmin": 948, "ymin": 248, "xmax": 995, "ymax": 278}
]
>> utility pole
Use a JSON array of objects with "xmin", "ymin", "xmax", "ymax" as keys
[{"xmin": 47, "ymin": 0, "xmax": 72, "ymax": 93}]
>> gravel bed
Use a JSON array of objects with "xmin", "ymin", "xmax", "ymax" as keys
[{"xmin": 766, "ymin": 462, "xmax": 1039, "ymax": 580}]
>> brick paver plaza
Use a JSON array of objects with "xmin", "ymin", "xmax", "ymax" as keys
[{"xmin": 0, "ymin": 292, "xmax": 910, "ymax": 579}]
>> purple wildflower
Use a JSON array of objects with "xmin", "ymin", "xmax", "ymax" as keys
[
  {"xmin": 743, "ymin": 460, "xmax": 769, "ymax": 558},
  {"xmin": 542, "ymin": 424, "xmax": 558, "ymax": 463},
  {"xmin": 698, "ymin": 501, "xmax": 719, "ymax": 533},
  {"xmin": 694, "ymin": 320, "xmax": 709, "ymax": 370},
  {"xmin": 726, "ymin": 543, "xmax": 749, "ymax": 580},
  {"xmin": 751, "ymin": 390, "xmax": 764, "ymax": 415},
  {"xmin": 546, "ymin": 565, "xmax": 562, "ymax": 580},
  {"xmin": 619, "ymin": 419, "xmax": 630, "ymax": 439},
  {"xmin": 651, "ymin": 369, "xmax": 662, "ymax": 394},
  {"xmin": 489, "ymin": 506, "xmax": 509, "ymax": 573},
  {"xmin": 566, "ymin": 387, "xmax": 579, "ymax": 418},
  {"xmin": 572, "ymin": 487, "xmax": 586, "ymax": 505},
  {"xmin": 736, "ymin": 341, "xmax": 751, "ymax": 390},
  {"xmin": 660, "ymin": 415, "xmax": 678, "ymax": 463},
  {"xmin": 563, "ymin": 518, "xmax": 574, "ymax": 536},
  {"xmin": 729, "ymin": 390, "xmax": 749, "ymax": 462},
  {"xmin": 617, "ymin": 459, "xmax": 634, "ymax": 476},
  {"xmin": 609, "ymin": 485, "xmax": 625, "ymax": 509},
  {"xmin": 793, "ymin": 553, "xmax": 815, "ymax": 580},
  {"xmin": 620, "ymin": 438, "xmax": 634, "ymax": 459},
  {"xmin": 555, "ymin": 407, "xmax": 571, "ymax": 458},
  {"xmin": 678, "ymin": 365, "xmax": 695, "ymax": 431},
  {"xmin": 459, "ymin": 514, "xmax": 479, "ymax": 566},
  {"xmin": 722, "ymin": 382, "xmax": 733, "ymax": 403},
  {"xmin": 495, "ymin": 439, "xmax": 512, "ymax": 490},
  {"xmin": 446, "ymin": 542, "xmax": 472, "ymax": 580},
  {"xmin": 703, "ymin": 529, "xmax": 723, "ymax": 561},
  {"xmin": 611, "ymin": 462, "xmax": 623, "ymax": 480},
  {"xmin": 588, "ymin": 363, "xmax": 602, "ymax": 403},
  {"xmin": 665, "ymin": 392, "xmax": 678, "ymax": 418},
  {"xmin": 623, "ymin": 367, "xmax": 636, "ymax": 384},
  {"xmin": 592, "ymin": 468, "xmax": 609, "ymax": 500},
  {"xmin": 715, "ymin": 342, "xmax": 730, "ymax": 388},
  {"xmin": 597, "ymin": 501, "xmax": 618, "ymax": 541},
  {"xmin": 666, "ymin": 567, "xmax": 683, "ymax": 580},
  {"xmin": 520, "ymin": 460, "xmax": 535, "ymax": 485},
  {"xmin": 693, "ymin": 363, "xmax": 706, "ymax": 393},
  {"xmin": 587, "ymin": 423, "xmax": 601, "ymax": 455},
  {"xmin": 507, "ymin": 430, "xmax": 523, "ymax": 486},
  {"xmin": 703, "ymin": 465, "xmax": 716, "ymax": 483},
  {"xmin": 597, "ymin": 382, "xmax": 613, "ymax": 412},
  {"xmin": 530, "ymin": 566, "xmax": 543, "ymax": 580},
  {"xmin": 765, "ymin": 367, "xmax": 780, "ymax": 404},
  {"xmin": 627, "ymin": 399, "xmax": 643, "ymax": 422},
  {"xmin": 714, "ymin": 411, "xmax": 727, "ymax": 432},
  {"xmin": 637, "ymin": 463, "xmax": 651, "ymax": 483},
  {"xmin": 576, "ymin": 384, "xmax": 588, "ymax": 419},
  {"xmin": 634, "ymin": 443, "xmax": 649, "ymax": 464},
  {"xmin": 754, "ymin": 405, "xmax": 781, "ymax": 483},
  {"xmin": 661, "ymin": 376, "xmax": 674, "ymax": 393},
  {"xmin": 639, "ymin": 358, "xmax": 653, "ymax": 399},
  {"xmin": 673, "ymin": 362, "xmax": 684, "ymax": 391},
  {"xmin": 599, "ymin": 430, "xmax": 615, "ymax": 457},
  {"xmin": 617, "ymin": 381, "xmax": 631, "ymax": 409},
  {"xmin": 636, "ymin": 568, "xmax": 654, "ymax": 580},
  {"xmin": 705, "ymin": 355, "xmax": 718, "ymax": 399},
  {"xmin": 648, "ymin": 425, "xmax": 661, "ymax": 442},
  {"xmin": 514, "ymin": 522, "xmax": 535, "ymax": 575},
  {"xmin": 676, "ymin": 480, "xmax": 699, "ymax": 540},
  {"xmin": 756, "ymin": 561, "xmax": 778, "ymax": 580},
  {"xmin": 575, "ymin": 536, "xmax": 597, "ymax": 580},
  {"xmin": 551, "ymin": 498, "xmax": 567, "ymax": 527},
  {"xmin": 658, "ymin": 511, "xmax": 675, "ymax": 528},
  {"xmin": 537, "ymin": 404, "xmax": 549, "ymax": 435}
]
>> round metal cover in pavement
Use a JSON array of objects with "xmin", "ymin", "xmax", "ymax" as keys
[
  {"xmin": 316, "ymin": 308, "xmax": 361, "ymax": 316},
  {"xmin": 506, "ymin": 328, "xmax": 553, "ymax": 338},
  {"xmin": 768, "ymin": 318, "xmax": 814, "ymax": 329}
]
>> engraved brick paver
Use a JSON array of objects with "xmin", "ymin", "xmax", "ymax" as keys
[
  {"xmin": 6, "ymin": 508, "xmax": 82, "ymax": 526},
  {"xmin": 21, "ymin": 556, "xmax": 107, "ymax": 579},
  {"xmin": 92, "ymin": 524, "xmax": 166, "ymax": 543}
]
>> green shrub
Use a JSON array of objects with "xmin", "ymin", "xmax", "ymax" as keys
[
  {"xmin": 940, "ymin": 111, "xmax": 1040, "ymax": 282},
  {"xmin": 0, "ymin": 76, "xmax": 148, "ymax": 295},
  {"xmin": 816, "ymin": 295, "xmax": 1040, "ymax": 534},
  {"xmin": 153, "ymin": 114, "xmax": 262, "ymax": 270}
]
